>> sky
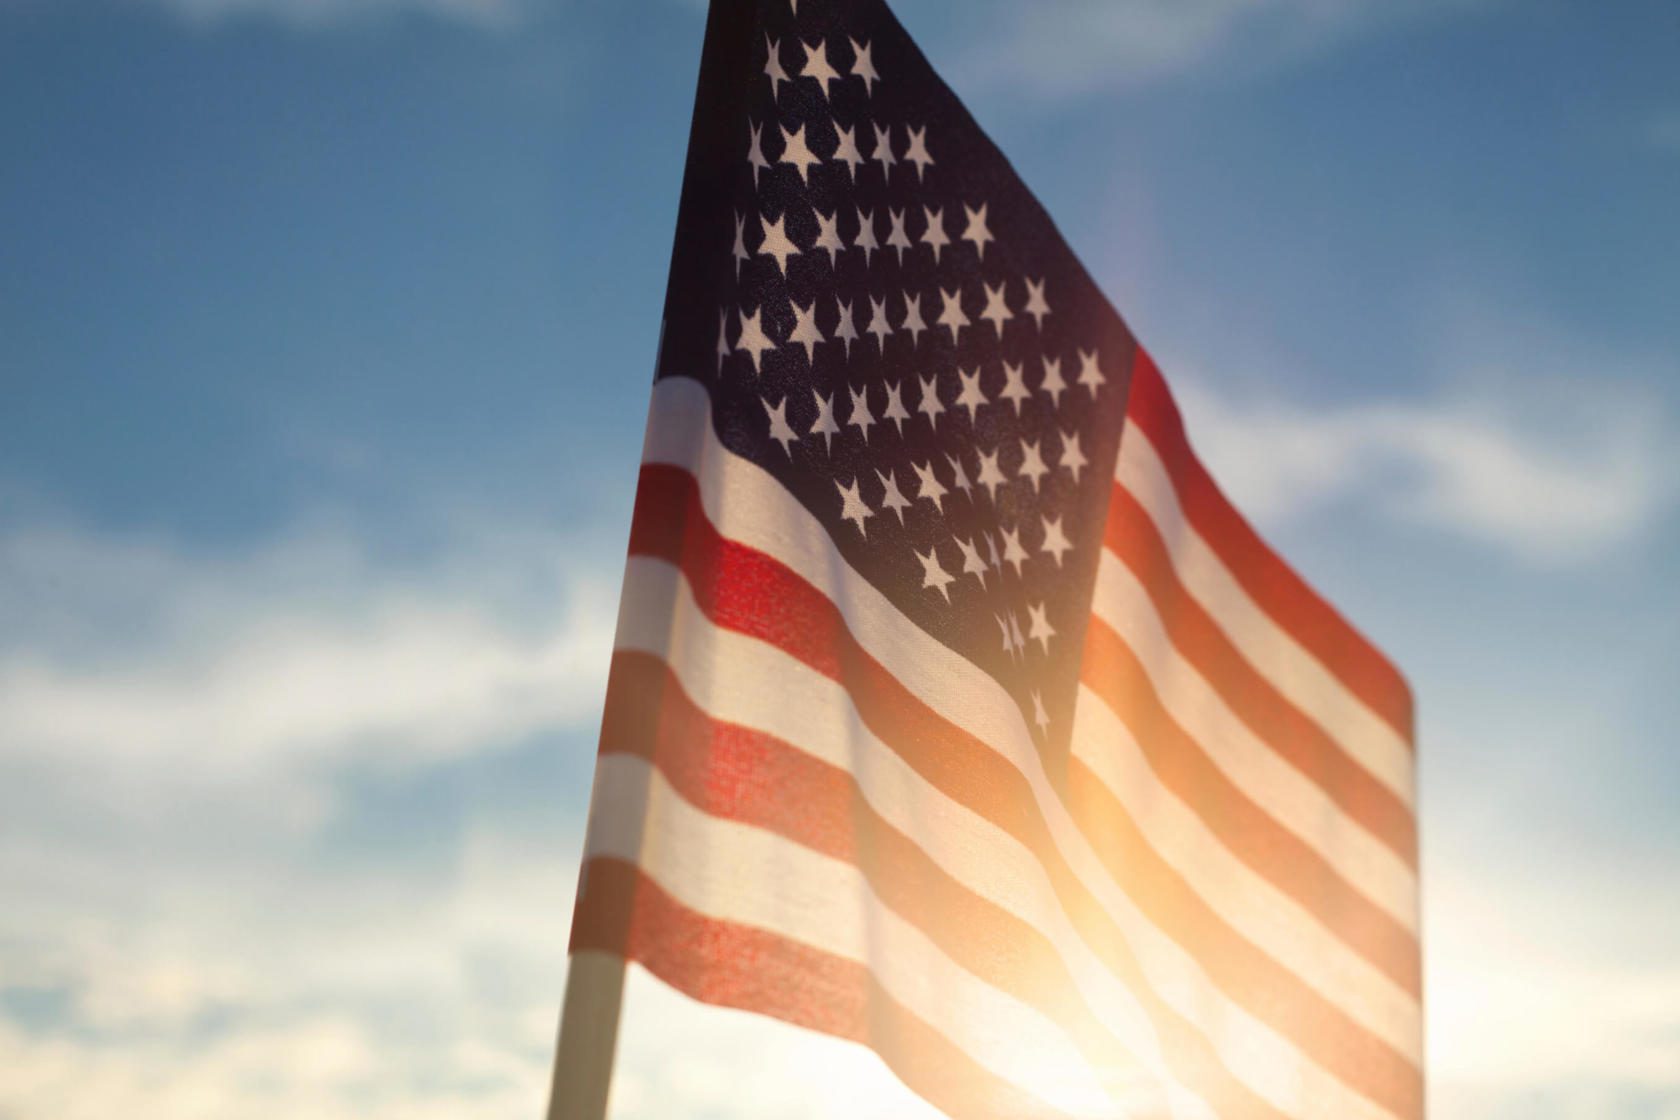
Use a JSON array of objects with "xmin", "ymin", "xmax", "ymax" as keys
[{"xmin": 1, "ymin": 0, "xmax": 1677, "ymax": 1116}]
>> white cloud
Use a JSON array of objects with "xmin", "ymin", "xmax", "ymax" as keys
[
  {"xmin": 143, "ymin": 0, "xmax": 526, "ymax": 31},
  {"xmin": 1425, "ymin": 838, "xmax": 1680, "ymax": 1118},
  {"xmin": 0, "ymin": 510, "xmax": 617, "ymax": 826},
  {"xmin": 0, "ymin": 504, "xmax": 617, "ymax": 1112},
  {"xmin": 0, "ymin": 503, "xmax": 622, "ymax": 1116},
  {"xmin": 0, "ymin": 825, "xmax": 579, "ymax": 1120},
  {"xmin": 1141, "ymin": 284, "xmax": 1679, "ymax": 566},
  {"xmin": 1171, "ymin": 375, "xmax": 1675, "ymax": 563}
]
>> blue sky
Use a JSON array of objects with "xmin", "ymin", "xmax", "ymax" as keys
[{"xmin": 1, "ymin": 0, "xmax": 1677, "ymax": 1116}]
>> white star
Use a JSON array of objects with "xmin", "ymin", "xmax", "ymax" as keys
[
  {"xmin": 763, "ymin": 395, "xmax": 798, "ymax": 456},
  {"xmin": 779, "ymin": 124, "xmax": 820, "ymax": 184},
  {"xmin": 885, "ymin": 208, "xmax": 912, "ymax": 263},
  {"xmin": 1009, "ymin": 610, "xmax": 1026, "ymax": 656},
  {"xmin": 871, "ymin": 122, "xmax": 896, "ymax": 178},
  {"xmin": 903, "ymin": 125, "xmax": 934, "ymax": 183},
  {"xmin": 1017, "ymin": 437, "xmax": 1048, "ymax": 493},
  {"xmin": 999, "ymin": 360, "xmax": 1029, "ymax": 414},
  {"xmin": 1024, "ymin": 276, "xmax": 1050, "ymax": 329},
  {"xmin": 847, "ymin": 383, "xmax": 876, "ymax": 443},
  {"xmin": 995, "ymin": 612, "xmax": 1015, "ymax": 659},
  {"xmin": 1027, "ymin": 601, "xmax": 1056, "ymax": 656},
  {"xmin": 956, "ymin": 535, "xmax": 988, "ymax": 588},
  {"xmin": 947, "ymin": 450, "xmax": 973, "ymax": 497},
  {"xmin": 1030, "ymin": 689, "xmax": 1050, "ymax": 737},
  {"xmin": 936, "ymin": 286, "xmax": 970, "ymax": 345},
  {"xmin": 877, "ymin": 468, "xmax": 911, "ymax": 524},
  {"xmin": 1040, "ymin": 355, "xmax": 1067, "ymax": 407},
  {"xmin": 961, "ymin": 202, "xmax": 994, "ymax": 259},
  {"xmin": 763, "ymin": 34, "xmax": 789, "ymax": 101},
  {"xmin": 979, "ymin": 280, "xmax": 1013, "ymax": 338},
  {"xmin": 747, "ymin": 121, "xmax": 770, "ymax": 187},
  {"xmin": 801, "ymin": 39, "xmax": 841, "ymax": 99},
  {"xmin": 900, "ymin": 291, "xmax": 927, "ymax": 344},
  {"xmin": 915, "ymin": 544, "xmax": 955, "ymax": 602},
  {"xmin": 985, "ymin": 531, "xmax": 1003, "ymax": 575},
  {"xmin": 1059, "ymin": 428, "xmax": 1087, "ymax": 482},
  {"xmin": 853, "ymin": 206, "xmax": 879, "ymax": 264},
  {"xmin": 716, "ymin": 307, "xmax": 731, "ymax": 373},
  {"xmin": 834, "ymin": 298, "xmax": 859, "ymax": 357},
  {"xmin": 809, "ymin": 390, "xmax": 839, "ymax": 451},
  {"xmin": 920, "ymin": 206, "xmax": 950, "ymax": 262},
  {"xmin": 788, "ymin": 298, "xmax": 824, "ymax": 363},
  {"xmin": 758, "ymin": 212, "xmax": 800, "ymax": 276},
  {"xmin": 918, "ymin": 374, "xmax": 945, "ymax": 428},
  {"xmin": 1001, "ymin": 525, "xmax": 1029, "ymax": 576},
  {"xmin": 836, "ymin": 476, "xmax": 874, "ymax": 537},
  {"xmin": 882, "ymin": 380, "xmax": 911, "ymax": 435},
  {"xmin": 1077, "ymin": 348, "xmax": 1105, "ymax": 397},
  {"xmin": 731, "ymin": 211, "xmax": 750, "ymax": 278},
  {"xmin": 954, "ymin": 366, "xmax": 988, "ymax": 423},
  {"xmin": 911, "ymin": 460, "xmax": 948, "ymax": 513},
  {"xmin": 813, "ymin": 208, "xmax": 843, "ymax": 266},
  {"xmin": 976, "ymin": 444, "xmax": 1007, "ymax": 500},
  {"xmin": 849, "ymin": 37, "xmax": 879, "ymax": 95},
  {"xmin": 865, "ymin": 294, "xmax": 893, "ymax": 351},
  {"xmin": 1040, "ymin": 513, "xmax": 1072, "ymax": 567},
  {"xmin": 832, "ymin": 124, "xmax": 864, "ymax": 182},
  {"xmin": 735, "ymin": 305, "xmax": 774, "ymax": 373}
]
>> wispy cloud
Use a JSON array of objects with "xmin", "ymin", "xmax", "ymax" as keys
[
  {"xmin": 145, "ymin": 0, "xmax": 526, "ymax": 31},
  {"xmin": 1147, "ymin": 286, "xmax": 1680, "ymax": 565},
  {"xmin": 0, "ymin": 508, "xmax": 617, "ymax": 826},
  {"xmin": 138, "ymin": 0, "xmax": 1482, "ymax": 70},
  {"xmin": 0, "ymin": 503, "xmax": 616, "ymax": 1117},
  {"xmin": 1425, "ymin": 833, "xmax": 1680, "ymax": 1118},
  {"xmin": 1172, "ymin": 375, "xmax": 1675, "ymax": 563},
  {"xmin": 0, "ymin": 822, "xmax": 578, "ymax": 1119}
]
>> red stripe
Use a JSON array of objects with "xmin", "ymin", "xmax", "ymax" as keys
[
  {"xmin": 621, "ymin": 463, "xmax": 1405, "ymax": 1118},
  {"xmin": 1105, "ymin": 481, "xmax": 1418, "ymax": 867},
  {"xmin": 1081, "ymin": 615, "xmax": 1420, "ymax": 997},
  {"xmin": 598, "ymin": 648, "xmax": 1170, "ymax": 1115},
  {"xmin": 1124, "ymin": 348, "xmax": 1414, "ymax": 744},
  {"xmin": 603, "ymin": 646, "xmax": 1421, "ymax": 1116},
  {"xmin": 570, "ymin": 857, "xmax": 1079, "ymax": 1120}
]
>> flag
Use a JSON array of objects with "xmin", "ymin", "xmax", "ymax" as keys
[{"xmin": 559, "ymin": 1, "xmax": 1420, "ymax": 1117}]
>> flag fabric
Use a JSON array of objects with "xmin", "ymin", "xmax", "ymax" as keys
[{"xmin": 564, "ymin": 1, "xmax": 1420, "ymax": 1117}]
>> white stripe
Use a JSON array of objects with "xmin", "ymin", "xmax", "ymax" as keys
[
  {"xmin": 587, "ymin": 753, "xmax": 1114, "ymax": 1118},
  {"xmin": 1092, "ymin": 551, "xmax": 1420, "ymax": 933},
  {"xmin": 633, "ymin": 377, "xmax": 1415, "ymax": 1120},
  {"xmin": 1071, "ymin": 683, "xmax": 1421, "ymax": 1060},
  {"xmin": 1116, "ymin": 421, "xmax": 1414, "ymax": 803},
  {"xmin": 616, "ymin": 555, "xmax": 1206, "ymax": 1120}
]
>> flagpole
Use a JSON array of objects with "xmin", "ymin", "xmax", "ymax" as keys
[
  {"xmin": 545, "ymin": 312, "xmax": 675, "ymax": 1120},
  {"xmin": 545, "ymin": 949, "xmax": 627, "ymax": 1120},
  {"xmin": 544, "ymin": 772, "xmax": 634, "ymax": 1120}
]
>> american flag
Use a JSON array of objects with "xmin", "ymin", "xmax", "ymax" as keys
[{"xmin": 559, "ymin": 1, "xmax": 1420, "ymax": 1117}]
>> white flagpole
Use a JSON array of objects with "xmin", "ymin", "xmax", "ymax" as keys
[
  {"xmin": 544, "ymin": 949, "xmax": 627, "ymax": 1120},
  {"xmin": 546, "ymin": 329, "xmax": 670, "ymax": 1120}
]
